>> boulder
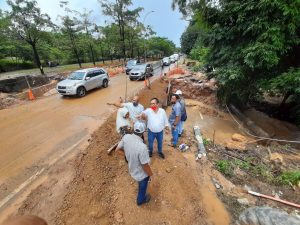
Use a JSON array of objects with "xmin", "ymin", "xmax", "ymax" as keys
[{"xmin": 236, "ymin": 206, "xmax": 300, "ymax": 225}]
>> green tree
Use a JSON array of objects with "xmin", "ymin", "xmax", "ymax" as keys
[
  {"xmin": 100, "ymin": 0, "xmax": 143, "ymax": 61},
  {"xmin": 7, "ymin": 0, "xmax": 54, "ymax": 75}
]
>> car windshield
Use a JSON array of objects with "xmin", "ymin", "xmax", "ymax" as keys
[
  {"xmin": 68, "ymin": 72, "xmax": 85, "ymax": 80},
  {"xmin": 127, "ymin": 60, "xmax": 137, "ymax": 66},
  {"xmin": 133, "ymin": 64, "xmax": 146, "ymax": 70}
]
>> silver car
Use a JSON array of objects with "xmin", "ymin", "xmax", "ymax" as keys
[{"xmin": 56, "ymin": 68, "xmax": 109, "ymax": 97}]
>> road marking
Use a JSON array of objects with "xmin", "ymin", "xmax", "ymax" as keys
[
  {"xmin": 0, "ymin": 136, "xmax": 87, "ymax": 210},
  {"xmin": 0, "ymin": 168, "xmax": 45, "ymax": 209}
]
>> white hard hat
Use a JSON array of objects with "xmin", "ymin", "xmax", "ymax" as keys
[
  {"xmin": 175, "ymin": 90, "xmax": 182, "ymax": 95},
  {"xmin": 134, "ymin": 121, "xmax": 145, "ymax": 134}
]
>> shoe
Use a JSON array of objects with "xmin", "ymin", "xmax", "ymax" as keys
[
  {"xmin": 145, "ymin": 194, "xmax": 151, "ymax": 203},
  {"xmin": 158, "ymin": 152, "xmax": 165, "ymax": 159},
  {"xmin": 149, "ymin": 152, "xmax": 152, "ymax": 157},
  {"xmin": 137, "ymin": 194, "xmax": 151, "ymax": 206}
]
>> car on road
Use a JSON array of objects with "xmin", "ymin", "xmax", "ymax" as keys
[
  {"xmin": 125, "ymin": 59, "xmax": 139, "ymax": 75},
  {"xmin": 169, "ymin": 55, "xmax": 176, "ymax": 63},
  {"xmin": 162, "ymin": 57, "xmax": 171, "ymax": 66},
  {"xmin": 129, "ymin": 63, "xmax": 153, "ymax": 81},
  {"xmin": 56, "ymin": 68, "xmax": 109, "ymax": 97}
]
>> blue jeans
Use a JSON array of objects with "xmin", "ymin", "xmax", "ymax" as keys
[
  {"xmin": 137, "ymin": 176, "xmax": 149, "ymax": 205},
  {"xmin": 148, "ymin": 129, "xmax": 163, "ymax": 154},
  {"xmin": 172, "ymin": 126, "xmax": 179, "ymax": 146}
]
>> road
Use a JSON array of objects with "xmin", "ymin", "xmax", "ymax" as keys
[{"xmin": 0, "ymin": 63, "xmax": 175, "ymax": 210}]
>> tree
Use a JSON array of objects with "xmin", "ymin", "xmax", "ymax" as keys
[
  {"xmin": 77, "ymin": 9, "xmax": 97, "ymax": 65},
  {"xmin": 7, "ymin": 0, "xmax": 54, "ymax": 75},
  {"xmin": 147, "ymin": 37, "xmax": 176, "ymax": 57},
  {"xmin": 100, "ymin": 0, "xmax": 143, "ymax": 62}
]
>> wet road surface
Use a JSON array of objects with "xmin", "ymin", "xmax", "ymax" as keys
[{"xmin": 0, "ymin": 63, "xmax": 175, "ymax": 208}]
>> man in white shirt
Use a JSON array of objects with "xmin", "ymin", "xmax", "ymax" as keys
[
  {"xmin": 108, "ymin": 95, "xmax": 144, "ymax": 124},
  {"xmin": 140, "ymin": 98, "xmax": 169, "ymax": 159}
]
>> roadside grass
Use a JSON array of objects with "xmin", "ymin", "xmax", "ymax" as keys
[
  {"xmin": 0, "ymin": 60, "xmax": 123, "ymax": 79},
  {"xmin": 215, "ymin": 158, "xmax": 299, "ymax": 187}
]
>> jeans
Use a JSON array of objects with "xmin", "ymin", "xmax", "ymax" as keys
[
  {"xmin": 178, "ymin": 121, "xmax": 184, "ymax": 135},
  {"xmin": 172, "ymin": 126, "xmax": 179, "ymax": 146},
  {"xmin": 148, "ymin": 129, "xmax": 163, "ymax": 154},
  {"xmin": 137, "ymin": 176, "xmax": 150, "ymax": 205}
]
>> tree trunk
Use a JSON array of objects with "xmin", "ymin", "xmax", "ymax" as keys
[
  {"xmin": 89, "ymin": 43, "xmax": 96, "ymax": 66},
  {"xmin": 69, "ymin": 33, "xmax": 81, "ymax": 68},
  {"xmin": 31, "ymin": 42, "xmax": 45, "ymax": 75}
]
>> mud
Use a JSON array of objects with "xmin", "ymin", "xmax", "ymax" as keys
[{"xmin": 11, "ymin": 78, "xmax": 231, "ymax": 225}]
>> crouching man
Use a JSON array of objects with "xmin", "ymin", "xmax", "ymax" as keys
[{"xmin": 116, "ymin": 121, "xmax": 153, "ymax": 206}]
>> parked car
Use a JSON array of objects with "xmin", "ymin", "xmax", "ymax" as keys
[
  {"xmin": 169, "ymin": 55, "xmax": 176, "ymax": 63},
  {"xmin": 173, "ymin": 53, "xmax": 179, "ymax": 61},
  {"xmin": 56, "ymin": 68, "xmax": 109, "ymax": 97},
  {"xmin": 125, "ymin": 59, "xmax": 139, "ymax": 75},
  {"xmin": 162, "ymin": 57, "xmax": 170, "ymax": 66},
  {"xmin": 129, "ymin": 63, "xmax": 153, "ymax": 81}
]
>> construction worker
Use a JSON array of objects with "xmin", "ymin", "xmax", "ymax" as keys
[
  {"xmin": 169, "ymin": 94, "xmax": 181, "ymax": 148},
  {"xmin": 116, "ymin": 122, "xmax": 153, "ymax": 206},
  {"xmin": 175, "ymin": 90, "xmax": 187, "ymax": 137},
  {"xmin": 138, "ymin": 98, "xmax": 169, "ymax": 159},
  {"xmin": 116, "ymin": 107, "xmax": 131, "ymax": 135},
  {"xmin": 108, "ymin": 95, "xmax": 145, "ymax": 124}
]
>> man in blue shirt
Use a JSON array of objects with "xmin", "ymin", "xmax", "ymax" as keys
[{"xmin": 169, "ymin": 94, "xmax": 181, "ymax": 147}]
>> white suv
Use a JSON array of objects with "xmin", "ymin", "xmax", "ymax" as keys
[{"xmin": 56, "ymin": 68, "xmax": 109, "ymax": 97}]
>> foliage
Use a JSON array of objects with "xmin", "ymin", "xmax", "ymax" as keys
[
  {"xmin": 233, "ymin": 159, "xmax": 251, "ymax": 171},
  {"xmin": 7, "ymin": 0, "xmax": 54, "ymax": 74},
  {"xmin": 276, "ymin": 170, "xmax": 300, "ymax": 186},
  {"xmin": 216, "ymin": 160, "xmax": 233, "ymax": 177},
  {"xmin": 147, "ymin": 37, "xmax": 176, "ymax": 57},
  {"xmin": 174, "ymin": 0, "xmax": 300, "ymax": 112},
  {"xmin": 0, "ymin": 58, "xmax": 35, "ymax": 72}
]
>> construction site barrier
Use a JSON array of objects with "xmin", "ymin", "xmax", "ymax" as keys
[{"xmin": 166, "ymin": 67, "xmax": 186, "ymax": 76}]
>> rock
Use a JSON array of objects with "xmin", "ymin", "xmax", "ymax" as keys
[
  {"xmin": 269, "ymin": 153, "xmax": 284, "ymax": 164},
  {"xmin": 166, "ymin": 168, "xmax": 172, "ymax": 173},
  {"xmin": 114, "ymin": 211, "xmax": 124, "ymax": 223},
  {"xmin": 236, "ymin": 206, "xmax": 300, "ymax": 225},
  {"xmin": 232, "ymin": 133, "xmax": 247, "ymax": 142},
  {"xmin": 237, "ymin": 198, "xmax": 250, "ymax": 205}
]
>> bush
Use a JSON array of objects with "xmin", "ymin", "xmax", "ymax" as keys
[
  {"xmin": 0, "ymin": 59, "xmax": 35, "ymax": 72},
  {"xmin": 276, "ymin": 171, "xmax": 300, "ymax": 186},
  {"xmin": 216, "ymin": 160, "xmax": 234, "ymax": 177}
]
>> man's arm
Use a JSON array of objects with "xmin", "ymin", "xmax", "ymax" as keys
[
  {"xmin": 107, "ymin": 97, "xmax": 125, "ymax": 108},
  {"xmin": 115, "ymin": 147, "xmax": 125, "ymax": 157},
  {"xmin": 142, "ymin": 163, "xmax": 153, "ymax": 177}
]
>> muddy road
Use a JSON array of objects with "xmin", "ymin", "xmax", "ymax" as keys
[{"xmin": 0, "ymin": 64, "xmax": 173, "ymax": 212}]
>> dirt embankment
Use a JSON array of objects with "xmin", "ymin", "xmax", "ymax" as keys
[{"xmin": 14, "ymin": 78, "xmax": 230, "ymax": 225}]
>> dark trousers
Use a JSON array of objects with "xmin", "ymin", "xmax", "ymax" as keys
[{"xmin": 137, "ymin": 176, "xmax": 150, "ymax": 205}]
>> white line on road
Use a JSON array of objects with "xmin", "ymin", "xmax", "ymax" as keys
[{"xmin": 0, "ymin": 136, "xmax": 87, "ymax": 210}]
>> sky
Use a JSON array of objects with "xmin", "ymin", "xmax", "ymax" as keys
[{"xmin": 0, "ymin": 0, "xmax": 188, "ymax": 47}]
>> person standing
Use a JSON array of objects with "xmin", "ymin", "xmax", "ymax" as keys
[
  {"xmin": 108, "ymin": 95, "xmax": 145, "ymax": 124},
  {"xmin": 140, "ymin": 98, "xmax": 169, "ymax": 159},
  {"xmin": 116, "ymin": 122, "xmax": 153, "ymax": 206},
  {"xmin": 116, "ymin": 107, "xmax": 131, "ymax": 135},
  {"xmin": 175, "ymin": 90, "xmax": 187, "ymax": 137},
  {"xmin": 169, "ymin": 94, "xmax": 181, "ymax": 147}
]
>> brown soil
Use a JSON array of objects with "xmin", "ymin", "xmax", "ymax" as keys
[{"xmin": 15, "ymin": 78, "xmax": 230, "ymax": 225}]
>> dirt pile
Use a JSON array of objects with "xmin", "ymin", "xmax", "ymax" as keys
[
  {"xmin": 172, "ymin": 77, "xmax": 217, "ymax": 105},
  {"xmin": 0, "ymin": 92, "xmax": 23, "ymax": 109}
]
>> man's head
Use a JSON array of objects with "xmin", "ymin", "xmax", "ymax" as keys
[
  {"xmin": 134, "ymin": 121, "xmax": 145, "ymax": 136},
  {"xmin": 3, "ymin": 216, "xmax": 47, "ymax": 225},
  {"xmin": 171, "ymin": 94, "xmax": 179, "ymax": 104},
  {"xmin": 132, "ymin": 95, "xmax": 139, "ymax": 107},
  {"xmin": 150, "ymin": 98, "xmax": 159, "ymax": 111}
]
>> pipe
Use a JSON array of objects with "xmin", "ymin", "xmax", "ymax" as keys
[{"xmin": 248, "ymin": 190, "xmax": 300, "ymax": 209}]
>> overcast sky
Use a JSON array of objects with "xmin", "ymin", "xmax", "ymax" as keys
[{"xmin": 0, "ymin": 0, "xmax": 188, "ymax": 47}]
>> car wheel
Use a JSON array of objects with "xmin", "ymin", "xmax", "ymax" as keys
[
  {"xmin": 130, "ymin": 78, "xmax": 134, "ymax": 81},
  {"xmin": 102, "ymin": 79, "xmax": 108, "ymax": 88},
  {"xmin": 76, "ymin": 86, "xmax": 86, "ymax": 97}
]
